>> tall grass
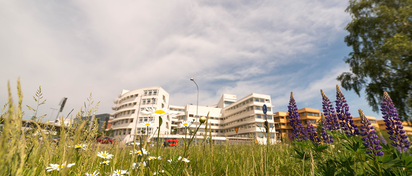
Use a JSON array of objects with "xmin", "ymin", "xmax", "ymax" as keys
[
  {"xmin": 0, "ymin": 79, "xmax": 309, "ymax": 176},
  {"xmin": 3, "ymin": 79, "xmax": 411, "ymax": 176}
]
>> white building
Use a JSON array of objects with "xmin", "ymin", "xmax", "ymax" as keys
[{"xmin": 109, "ymin": 87, "xmax": 279, "ymax": 144}]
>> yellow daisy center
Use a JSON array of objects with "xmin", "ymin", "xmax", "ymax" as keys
[
  {"xmin": 102, "ymin": 154, "xmax": 108, "ymax": 157},
  {"xmin": 57, "ymin": 165, "xmax": 64, "ymax": 169},
  {"xmin": 90, "ymin": 175, "xmax": 96, "ymax": 176},
  {"xmin": 183, "ymin": 123, "xmax": 188, "ymax": 126},
  {"xmin": 137, "ymin": 151, "xmax": 142, "ymax": 154},
  {"xmin": 154, "ymin": 110, "xmax": 165, "ymax": 114},
  {"xmin": 145, "ymin": 123, "xmax": 150, "ymax": 126}
]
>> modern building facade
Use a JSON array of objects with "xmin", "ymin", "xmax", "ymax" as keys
[
  {"xmin": 109, "ymin": 87, "xmax": 278, "ymax": 144},
  {"xmin": 110, "ymin": 87, "xmax": 172, "ymax": 142}
]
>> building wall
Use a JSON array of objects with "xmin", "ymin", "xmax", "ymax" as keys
[
  {"xmin": 377, "ymin": 120, "xmax": 412, "ymax": 135},
  {"xmin": 109, "ymin": 87, "xmax": 171, "ymax": 142}
]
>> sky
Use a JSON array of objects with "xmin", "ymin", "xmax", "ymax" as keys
[{"xmin": 0, "ymin": 0, "xmax": 383, "ymax": 122}]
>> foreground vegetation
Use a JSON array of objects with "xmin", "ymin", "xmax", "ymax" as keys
[{"xmin": 2, "ymin": 79, "xmax": 412, "ymax": 176}]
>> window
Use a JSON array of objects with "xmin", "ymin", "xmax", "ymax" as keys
[
  {"xmin": 132, "ymin": 110, "xmax": 135, "ymax": 114},
  {"xmin": 166, "ymin": 122, "xmax": 169, "ymax": 129},
  {"xmin": 255, "ymin": 106, "xmax": 261, "ymax": 110},
  {"xmin": 267, "ymin": 107, "xmax": 271, "ymax": 111},
  {"xmin": 130, "ymin": 119, "xmax": 133, "ymax": 123},
  {"xmin": 133, "ymin": 102, "xmax": 137, "ymax": 105},
  {"xmin": 125, "ymin": 119, "xmax": 128, "ymax": 123},
  {"xmin": 256, "ymin": 115, "xmax": 261, "ymax": 119},
  {"xmin": 270, "ymin": 133, "xmax": 275, "ymax": 138},
  {"xmin": 153, "ymin": 90, "xmax": 158, "ymax": 95},
  {"xmin": 258, "ymin": 133, "xmax": 264, "ymax": 138},
  {"xmin": 189, "ymin": 114, "xmax": 194, "ymax": 117},
  {"xmin": 257, "ymin": 123, "xmax": 263, "ymax": 127},
  {"xmin": 259, "ymin": 99, "xmax": 264, "ymax": 102},
  {"xmin": 142, "ymin": 100, "xmax": 146, "ymax": 105},
  {"xmin": 144, "ymin": 90, "xmax": 147, "ymax": 96},
  {"xmin": 267, "ymin": 115, "xmax": 272, "ymax": 120},
  {"xmin": 163, "ymin": 95, "xmax": 166, "ymax": 102},
  {"xmin": 254, "ymin": 98, "xmax": 259, "ymax": 102},
  {"xmin": 128, "ymin": 129, "xmax": 131, "ymax": 134},
  {"xmin": 147, "ymin": 99, "xmax": 151, "ymax": 104},
  {"xmin": 162, "ymin": 103, "xmax": 164, "ymax": 108}
]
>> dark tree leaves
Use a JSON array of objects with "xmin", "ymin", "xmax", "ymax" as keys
[{"xmin": 338, "ymin": 0, "xmax": 412, "ymax": 121}]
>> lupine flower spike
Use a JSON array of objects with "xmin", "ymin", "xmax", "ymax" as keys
[
  {"xmin": 320, "ymin": 90, "xmax": 340, "ymax": 131},
  {"xmin": 359, "ymin": 109, "xmax": 383, "ymax": 156},
  {"xmin": 288, "ymin": 92, "xmax": 307, "ymax": 141},
  {"xmin": 306, "ymin": 121, "xmax": 320, "ymax": 144},
  {"xmin": 380, "ymin": 91, "xmax": 410, "ymax": 153},
  {"xmin": 335, "ymin": 85, "xmax": 359, "ymax": 136},
  {"xmin": 320, "ymin": 116, "xmax": 334, "ymax": 143}
]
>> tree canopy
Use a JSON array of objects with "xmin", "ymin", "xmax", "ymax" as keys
[{"xmin": 338, "ymin": 0, "xmax": 412, "ymax": 120}]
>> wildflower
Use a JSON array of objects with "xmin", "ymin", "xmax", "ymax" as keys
[
  {"xmin": 180, "ymin": 121, "xmax": 191, "ymax": 127},
  {"xmin": 132, "ymin": 161, "xmax": 146, "ymax": 169},
  {"xmin": 100, "ymin": 160, "xmax": 110, "ymax": 165},
  {"xmin": 45, "ymin": 162, "xmax": 75, "ymax": 172},
  {"xmin": 157, "ymin": 156, "xmax": 162, "ymax": 160},
  {"xmin": 199, "ymin": 116, "xmax": 207, "ymax": 124},
  {"xmin": 130, "ymin": 148, "xmax": 148, "ymax": 156},
  {"xmin": 148, "ymin": 156, "xmax": 157, "ymax": 160},
  {"xmin": 320, "ymin": 117, "xmax": 334, "ymax": 143},
  {"xmin": 167, "ymin": 159, "xmax": 172, "ymax": 163},
  {"xmin": 141, "ymin": 107, "xmax": 178, "ymax": 117},
  {"xmin": 85, "ymin": 170, "xmax": 100, "ymax": 176},
  {"xmin": 359, "ymin": 109, "xmax": 383, "ymax": 156},
  {"xmin": 380, "ymin": 91, "xmax": 410, "ymax": 152},
  {"xmin": 97, "ymin": 151, "xmax": 114, "ymax": 159},
  {"xmin": 141, "ymin": 122, "xmax": 152, "ymax": 126},
  {"xmin": 181, "ymin": 158, "xmax": 190, "ymax": 163},
  {"xmin": 74, "ymin": 144, "xmax": 87, "ymax": 150},
  {"xmin": 335, "ymin": 85, "xmax": 359, "ymax": 136},
  {"xmin": 113, "ymin": 170, "xmax": 129, "ymax": 175},
  {"xmin": 178, "ymin": 156, "xmax": 182, "ymax": 160},
  {"xmin": 321, "ymin": 90, "xmax": 340, "ymax": 130},
  {"xmin": 306, "ymin": 121, "xmax": 320, "ymax": 144},
  {"xmin": 287, "ymin": 92, "xmax": 307, "ymax": 141}
]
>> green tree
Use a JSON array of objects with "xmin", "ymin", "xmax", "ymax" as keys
[{"xmin": 338, "ymin": 0, "xmax": 412, "ymax": 120}]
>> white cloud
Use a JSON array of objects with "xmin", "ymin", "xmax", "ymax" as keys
[{"xmin": 0, "ymin": 0, "xmax": 359, "ymax": 121}]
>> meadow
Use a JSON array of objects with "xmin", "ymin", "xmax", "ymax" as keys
[{"xmin": 1, "ymin": 79, "xmax": 412, "ymax": 176}]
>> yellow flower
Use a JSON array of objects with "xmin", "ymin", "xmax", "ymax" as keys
[{"xmin": 97, "ymin": 151, "xmax": 114, "ymax": 159}]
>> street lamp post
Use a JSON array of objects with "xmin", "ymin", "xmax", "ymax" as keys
[
  {"xmin": 190, "ymin": 77, "xmax": 199, "ymax": 144},
  {"xmin": 190, "ymin": 77, "xmax": 199, "ymax": 121}
]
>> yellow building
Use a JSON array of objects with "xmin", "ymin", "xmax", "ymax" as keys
[
  {"xmin": 377, "ymin": 120, "xmax": 412, "ymax": 135},
  {"xmin": 273, "ymin": 108, "xmax": 322, "ymax": 140},
  {"xmin": 352, "ymin": 116, "xmax": 380, "ymax": 129}
]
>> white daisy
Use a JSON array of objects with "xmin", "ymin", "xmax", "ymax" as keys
[
  {"xmin": 100, "ymin": 160, "xmax": 110, "ymax": 165},
  {"xmin": 181, "ymin": 158, "xmax": 190, "ymax": 163},
  {"xmin": 167, "ymin": 159, "xmax": 172, "ymax": 163},
  {"xmin": 130, "ymin": 148, "xmax": 148, "ymax": 156},
  {"xmin": 113, "ymin": 169, "xmax": 129, "ymax": 175},
  {"xmin": 148, "ymin": 156, "xmax": 157, "ymax": 160},
  {"xmin": 97, "ymin": 151, "xmax": 114, "ymax": 159},
  {"xmin": 45, "ymin": 162, "xmax": 75, "ymax": 172},
  {"xmin": 141, "ymin": 107, "xmax": 178, "ymax": 117},
  {"xmin": 141, "ymin": 122, "xmax": 152, "ymax": 126},
  {"xmin": 132, "ymin": 161, "xmax": 146, "ymax": 169},
  {"xmin": 180, "ymin": 121, "xmax": 191, "ymax": 127},
  {"xmin": 74, "ymin": 144, "xmax": 87, "ymax": 150},
  {"xmin": 85, "ymin": 170, "xmax": 99, "ymax": 176},
  {"xmin": 157, "ymin": 156, "xmax": 162, "ymax": 160},
  {"xmin": 177, "ymin": 156, "xmax": 182, "ymax": 160}
]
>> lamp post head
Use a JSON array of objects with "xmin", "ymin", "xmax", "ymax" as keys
[{"xmin": 190, "ymin": 77, "xmax": 194, "ymax": 81}]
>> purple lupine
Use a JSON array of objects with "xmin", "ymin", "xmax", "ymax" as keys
[
  {"xmin": 320, "ymin": 90, "xmax": 340, "ymax": 131},
  {"xmin": 359, "ymin": 109, "xmax": 384, "ymax": 156},
  {"xmin": 288, "ymin": 92, "xmax": 307, "ymax": 141},
  {"xmin": 335, "ymin": 85, "xmax": 359, "ymax": 136},
  {"xmin": 307, "ymin": 121, "xmax": 320, "ymax": 144},
  {"xmin": 380, "ymin": 92, "xmax": 410, "ymax": 153},
  {"xmin": 320, "ymin": 117, "xmax": 334, "ymax": 143}
]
